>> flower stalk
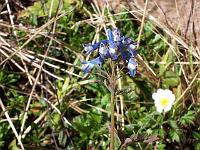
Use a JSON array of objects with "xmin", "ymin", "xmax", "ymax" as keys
[
  {"xmin": 110, "ymin": 60, "xmax": 116, "ymax": 150},
  {"xmin": 110, "ymin": 91, "xmax": 115, "ymax": 150},
  {"xmin": 82, "ymin": 28, "xmax": 138, "ymax": 149}
]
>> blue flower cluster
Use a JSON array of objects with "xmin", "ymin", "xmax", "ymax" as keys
[{"xmin": 82, "ymin": 29, "xmax": 138, "ymax": 77}]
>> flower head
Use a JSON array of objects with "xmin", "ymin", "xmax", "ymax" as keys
[
  {"xmin": 152, "ymin": 89, "xmax": 175, "ymax": 113},
  {"xmin": 127, "ymin": 58, "xmax": 137, "ymax": 77},
  {"xmin": 82, "ymin": 28, "xmax": 138, "ymax": 76}
]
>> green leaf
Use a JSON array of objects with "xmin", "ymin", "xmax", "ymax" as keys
[
  {"xmin": 151, "ymin": 34, "xmax": 161, "ymax": 44},
  {"xmin": 163, "ymin": 77, "xmax": 179, "ymax": 88},
  {"xmin": 58, "ymin": 131, "xmax": 67, "ymax": 147},
  {"xmin": 169, "ymin": 120, "xmax": 178, "ymax": 129},
  {"xmin": 29, "ymin": 13, "xmax": 38, "ymax": 26},
  {"xmin": 52, "ymin": 113, "xmax": 61, "ymax": 126},
  {"xmin": 0, "ymin": 72, "xmax": 4, "ymax": 82},
  {"xmin": 8, "ymin": 139, "xmax": 20, "ymax": 150},
  {"xmin": 193, "ymin": 131, "xmax": 200, "ymax": 139},
  {"xmin": 62, "ymin": 77, "xmax": 70, "ymax": 93},
  {"xmin": 180, "ymin": 111, "xmax": 195, "ymax": 125},
  {"xmin": 159, "ymin": 128, "xmax": 165, "ymax": 139},
  {"xmin": 176, "ymin": 84, "xmax": 182, "ymax": 101},
  {"xmin": 169, "ymin": 129, "xmax": 180, "ymax": 142},
  {"xmin": 195, "ymin": 142, "xmax": 200, "ymax": 150},
  {"xmin": 0, "ymin": 141, "xmax": 4, "ymax": 147},
  {"xmin": 162, "ymin": 71, "xmax": 179, "ymax": 88},
  {"xmin": 156, "ymin": 142, "xmax": 166, "ymax": 150}
]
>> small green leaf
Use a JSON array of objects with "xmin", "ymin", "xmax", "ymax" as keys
[
  {"xmin": 8, "ymin": 139, "xmax": 20, "ymax": 150},
  {"xmin": 163, "ymin": 77, "xmax": 179, "ymax": 88},
  {"xmin": 169, "ymin": 129, "xmax": 180, "ymax": 142},
  {"xmin": 0, "ymin": 72, "xmax": 4, "ymax": 82},
  {"xmin": 52, "ymin": 113, "xmax": 61, "ymax": 126},
  {"xmin": 180, "ymin": 111, "xmax": 195, "ymax": 125},
  {"xmin": 176, "ymin": 84, "xmax": 182, "ymax": 100},
  {"xmin": 158, "ymin": 128, "xmax": 165, "ymax": 139},
  {"xmin": 195, "ymin": 142, "xmax": 200, "ymax": 150},
  {"xmin": 62, "ymin": 77, "xmax": 70, "ymax": 93},
  {"xmin": 149, "ymin": 34, "xmax": 161, "ymax": 44},
  {"xmin": 58, "ymin": 130, "xmax": 67, "ymax": 147},
  {"xmin": 169, "ymin": 120, "xmax": 178, "ymax": 129},
  {"xmin": 193, "ymin": 131, "xmax": 200, "ymax": 139},
  {"xmin": 156, "ymin": 142, "xmax": 166, "ymax": 150}
]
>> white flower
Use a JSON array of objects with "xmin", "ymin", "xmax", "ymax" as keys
[{"xmin": 152, "ymin": 89, "xmax": 175, "ymax": 113}]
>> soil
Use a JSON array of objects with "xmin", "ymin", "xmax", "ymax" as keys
[{"xmin": 95, "ymin": 0, "xmax": 200, "ymax": 47}]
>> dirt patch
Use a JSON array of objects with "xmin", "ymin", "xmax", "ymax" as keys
[{"xmin": 95, "ymin": 0, "xmax": 200, "ymax": 47}]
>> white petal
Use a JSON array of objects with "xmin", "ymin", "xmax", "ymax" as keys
[
  {"xmin": 157, "ymin": 89, "xmax": 164, "ymax": 93},
  {"xmin": 164, "ymin": 105, "xmax": 172, "ymax": 112},
  {"xmin": 99, "ymin": 47, "xmax": 106, "ymax": 55},
  {"xmin": 109, "ymin": 48, "xmax": 116, "ymax": 54},
  {"xmin": 164, "ymin": 91, "xmax": 175, "ymax": 103},
  {"xmin": 129, "ymin": 44, "xmax": 136, "ymax": 50},
  {"xmin": 156, "ymin": 107, "xmax": 163, "ymax": 113},
  {"xmin": 152, "ymin": 93, "xmax": 158, "ymax": 101},
  {"xmin": 128, "ymin": 63, "xmax": 136, "ymax": 70},
  {"xmin": 84, "ymin": 45, "xmax": 93, "ymax": 52}
]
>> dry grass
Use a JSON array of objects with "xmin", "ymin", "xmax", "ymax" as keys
[{"xmin": 0, "ymin": 0, "xmax": 200, "ymax": 149}]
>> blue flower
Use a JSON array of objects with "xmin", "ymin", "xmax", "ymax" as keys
[
  {"xmin": 108, "ymin": 42, "xmax": 118, "ymax": 60},
  {"xmin": 83, "ymin": 40, "xmax": 108, "ymax": 55},
  {"xmin": 127, "ymin": 58, "xmax": 137, "ymax": 77},
  {"xmin": 122, "ymin": 37, "xmax": 137, "ymax": 58},
  {"xmin": 83, "ymin": 43, "xmax": 99, "ymax": 55},
  {"xmin": 82, "ymin": 61, "xmax": 94, "ymax": 75},
  {"xmin": 82, "ymin": 28, "xmax": 138, "ymax": 77},
  {"xmin": 99, "ymin": 43, "xmax": 109, "ymax": 58},
  {"xmin": 82, "ymin": 56, "xmax": 103, "ymax": 74},
  {"xmin": 111, "ymin": 28, "xmax": 122, "ymax": 42}
]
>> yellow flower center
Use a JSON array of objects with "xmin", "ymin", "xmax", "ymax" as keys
[{"xmin": 160, "ymin": 98, "xmax": 169, "ymax": 107}]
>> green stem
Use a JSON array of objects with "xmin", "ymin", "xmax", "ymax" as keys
[
  {"xmin": 110, "ymin": 60, "xmax": 116, "ymax": 150},
  {"xmin": 110, "ymin": 91, "xmax": 115, "ymax": 150}
]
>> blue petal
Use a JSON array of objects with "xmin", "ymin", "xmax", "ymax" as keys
[
  {"xmin": 84, "ymin": 42, "xmax": 101, "ymax": 55},
  {"xmin": 121, "ymin": 37, "xmax": 137, "ymax": 58},
  {"xmin": 107, "ymin": 29, "xmax": 114, "ymax": 41},
  {"xmin": 122, "ymin": 37, "xmax": 132, "ymax": 45},
  {"xmin": 129, "ymin": 68, "xmax": 137, "ymax": 77},
  {"xmin": 99, "ymin": 43, "xmax": 109, "ymax": 58},
  {"xmin": 112, "ymin": 29, "xmax": 122, "ymax": 42},
  {"xmin": 128, "ymin": 43, "xmax": 137, "ymax": 50},
  {"xmin": 100, "ymin": 39, "xmax": 109, "ymax": 45},
  {"xmin": 84, "ymin": 40, "xmax": 109, "ymax": 55},
  {"xmin": 108, "ymin": 42, "xmax": 118, "ymax": 60},
  {"xmin": 127, "ymin": 48, "xmax": 138, "ymax": 58},
  {"xmin": 118, "ymin": 44, "xmax": 128, "ymax": 62},
  {"xmin": 122, "ymin": 37, "xmax": 137, "ymax": 47},
  {"xmin": 127, "ymin": 58, "xmax": 137, "ymax": 77},
  {"xmin": 82, "ymin": 61, "xmax": 94, "ymax": 74},
  {"xmin": 82, "ymin": 28, "xmax": 138, "ymax": 76},
  {"xmin": 90, "ymin": 56, "xmax": 104, "ymax": 67},
  {"xmin": 82, "ymin": 56, "xmax": 104, "ymax": 74}
]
